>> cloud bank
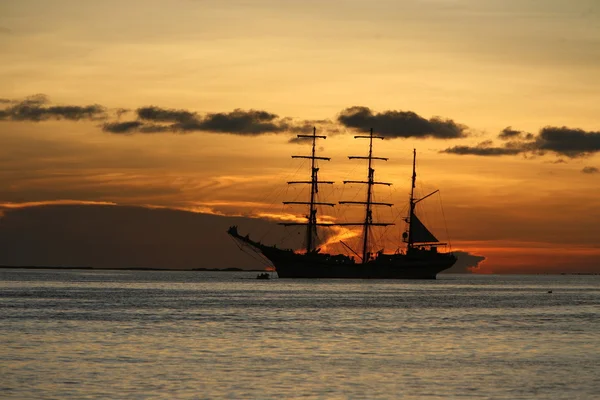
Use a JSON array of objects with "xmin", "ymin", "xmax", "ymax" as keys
[
  {"xmin": 2, "ymin": 95, "xmax": 598, "ymax": 157},
  {"xmin": 447, "ymin": 251, "xmax": 486, "ymax": 273},
  {"xmin": 0, "ymin": 94, "xmax": 105, "ymax": 121},
  {"xmin": 103, "ymin": 106, "xmax": 305, "ymax": 135},
  {"xmin": 443, "ymin": 126, "xmax": 600, "ymax": 158},
  {"xmin": 338, "ymin": 106, "xmax": 468, "ymax": 139}
]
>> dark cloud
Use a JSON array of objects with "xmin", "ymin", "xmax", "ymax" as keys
[
  {"xmin": 138, "ymin": 124, "xmax": 171, "ymax": 133},
  {"xmin": 446, "ymin": 251, "xmax": 486, "ymax": 273},
  {"xmin": 137, "ymin": 106, "xmax": 196, "ymax": 123},
  {"xmin": 136, "ymin": 106, "xmax": 293, "ymax": 134},
  {"xmin": 181, "ymin": 109, "xmax": 285, "ymax": 134},
  {"xmin": 442, "ymin": 140, "xmax": 522, "ymax": 156},
  {"xmin": 582, "ymin": 166, "xmax": 599, "ymax": 174},
  {"xmin": 102, "ymin": 120, "xmax": 171, "ymax": 134},
  {"xmin": 443, "ymin": 126, "xmax": 600, "ymax": 159},
  {"xmin": 102, "ymin": 121, "xmax": 144, "ymax": 133},
  {"xmin": 0, "ymin": 94, "xmax": 105, "ymax": 122},
  {"xmin": 535, "ymin": 126, "xmax": 600, "ymax": 158},
  {"xmin": 337, "ymin": 106, "xmax": 468, "ymax": 139},
  {"xmin": 498, "ymin": 126, "xmax": 534, "ymax": 140},
  {"xmin": 102, "ymin": 106, "xmax": 300, "ymax": 136}
]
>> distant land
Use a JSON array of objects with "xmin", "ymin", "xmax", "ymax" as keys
[
  {"xmin": 0, "ymin": 266, "xmax": 266, "ymax": 272},
  {"xmin": 0, "ymin": 266, "xmax": 597, "ymax": 275}
]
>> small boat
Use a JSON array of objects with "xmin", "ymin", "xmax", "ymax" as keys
[{"xmin": 256, "ymin": 273, "xmax": 271, "ymax": 280}]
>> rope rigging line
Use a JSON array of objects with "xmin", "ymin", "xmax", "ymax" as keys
[
  {"xmin": 257, "ymin": 158, "xmax": 307, "ymax": 244},
  {"xmin": 228, "ymin": 236, "xmax": 273, "ymax": 268},
  {"xmin": 438, "ymin": 190, "xmax": 453, "ymax": 252}
]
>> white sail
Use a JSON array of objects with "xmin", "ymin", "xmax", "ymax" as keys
[{"xmin": 410, "ymin": 213, "xmax": 439, "ymax": 243}]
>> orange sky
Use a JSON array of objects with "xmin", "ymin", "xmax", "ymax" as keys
[{"xmin": 1, "ymin": 0, "xmax": 599, "ymax": 273}]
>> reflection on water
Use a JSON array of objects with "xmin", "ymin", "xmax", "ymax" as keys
[{"xmin": 1, "ymin": 270, "xmax": 599, "ymax": 399}]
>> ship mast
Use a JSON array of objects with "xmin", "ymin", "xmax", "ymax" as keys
[
  {"xmin": 407, "ymin": 148, "xmax": 417, "ymax": 250},
  {"xmin": 404, "ymin": 149, "xmax": 441, "ymax": 251},
  {"xmin": 338, "ymin": 128, "xmax": 393, "ymax": 263},
  {"xmin": 280, "ymin": 127, "xmax": 334, "ymax": 253}
]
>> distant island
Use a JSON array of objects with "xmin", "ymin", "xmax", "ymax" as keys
[
  {"xmin": 0, "ymin": 266, "xmax": 597, "ymax": 275},
  {"xmin": 0, "ymin": 266, "xmax": 267, "ymax": 272}
]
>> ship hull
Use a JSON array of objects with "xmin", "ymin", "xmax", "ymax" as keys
[{"xmin": 260, "ymin": 248, "xmax": 455, "ymax": 279}]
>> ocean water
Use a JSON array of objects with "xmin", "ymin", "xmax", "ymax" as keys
[{"xmin": 1, "ymin": 269, "xmax": 598, "ymax": 399}]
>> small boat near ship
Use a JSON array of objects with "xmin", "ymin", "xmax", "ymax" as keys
[{"xmin": 228, "ymin": 128, "xmax": 456, "ymax": 279}]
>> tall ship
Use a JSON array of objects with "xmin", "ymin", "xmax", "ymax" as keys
[{"xmin": 228, "ymin": 128, "xmax": 457, "ymax": 279}]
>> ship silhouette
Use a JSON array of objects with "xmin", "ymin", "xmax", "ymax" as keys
[{"xmin": 228, "ymin": 128, "xmax": 456, "ymax": 279}]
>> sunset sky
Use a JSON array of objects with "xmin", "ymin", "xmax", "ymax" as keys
[{"xmin": 1, "ymin": 0, "xmax": 599, "ymax": 273}]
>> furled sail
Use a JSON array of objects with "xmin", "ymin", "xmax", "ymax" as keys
[{"xmin": 410, "ymin": 213, "xmax": 439, "ymax": 243}]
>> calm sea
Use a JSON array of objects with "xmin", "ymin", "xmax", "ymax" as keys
[{"xmin": 1, "ymin": 269, "xmax": 598, "ymax": 399}]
